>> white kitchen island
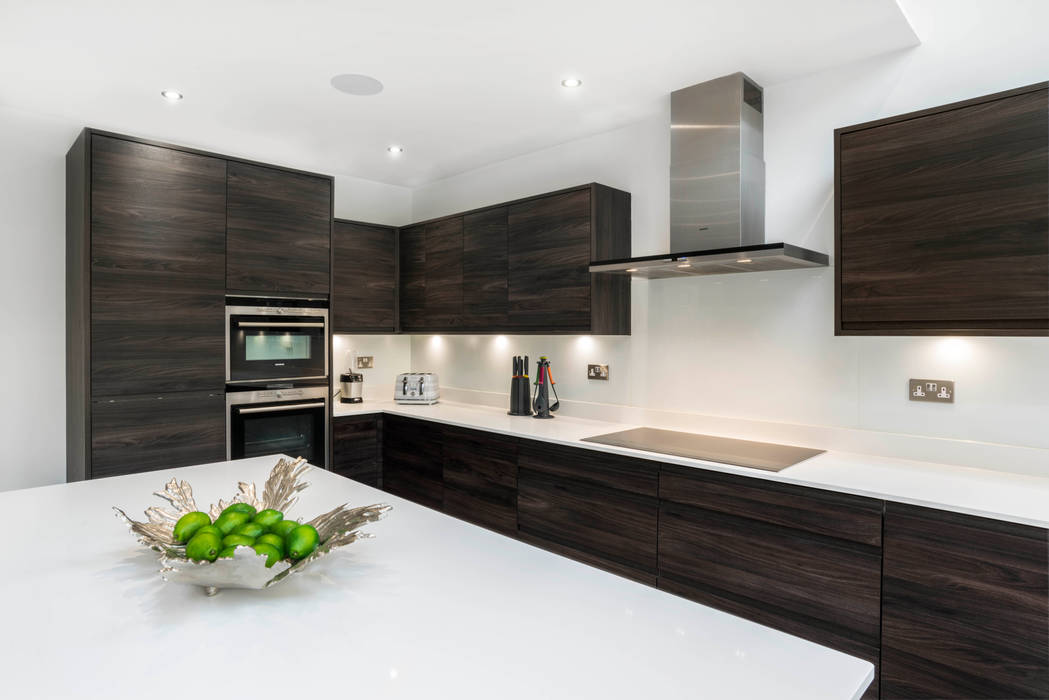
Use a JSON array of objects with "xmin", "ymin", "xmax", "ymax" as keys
[{"xmin": 0, "ymin": 455, "xmax": 873, "ymax": 699}]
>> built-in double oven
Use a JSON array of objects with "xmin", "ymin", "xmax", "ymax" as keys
[{"xmin": 225, "ymin": 297, "xmax": 329, "ymax": 468}]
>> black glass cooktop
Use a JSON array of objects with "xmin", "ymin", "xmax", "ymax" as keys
[{"xmin": 581, "ymin": 427, "xmax": 824, "ymax": 472}]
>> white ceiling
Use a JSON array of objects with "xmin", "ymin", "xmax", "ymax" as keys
[{"xmin": 0, "ymin": 1, "xmax": 917, "ymax": 187}]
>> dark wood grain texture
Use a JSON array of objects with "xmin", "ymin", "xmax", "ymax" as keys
[
  {"xmin": 517, "ymin": 440, "xmax": 658, "ymax": 584},
  {"xmin": 659, "ymin": 466, "xmax": 883, "ymax": 698},
  {"xmin": 89, "ymin": 135, "xmax": 227, "ymax": 397},
  {"xmin": 836, "ymin": 83, "xmax": 1049, "ymax": 336},
  {"xmin": 881, "ymin": 503, "xmax": 1049, "ymax": 699},
  {"xmin": 442, "ymin": 426, "xmax": 518, "ymax": 535},
  {"xmin": 462, "ymin": 206, "xmax": 509, "ymax": 330},
  {"xmin": 226, "ymin": 161, "xmax": 332, "ymax": 295},
  {"xmin": 381, "ymin": 415, "xmax": 443, "ymax": 509},
  {"xmin": 66, "ymin": 131, "xmax": 90, "ymax": 482},
  {"xmin": 508, "ymin": 188, "xmax": 592, "ymax": 329},
  {"xmin": 397, "ymin": 224, "xmax": 426, "ymax": 330},
  {"xmin": 424, "ymin": 216, "xmax": 464, "ymax": 328},
  {"xmin": 332, "ymin": 220, "xmax": 397, "ymax": 332},
  {"xmin": 591, "ymin": 185, "xmax": 632, "ymax": 334},
  {"xmin": 90, "ymin": 391, "xmax": 225, "ymax": 479},
  {"xmin": 332, "ymin": 414, "xmax": 382, "ymax": 486}
]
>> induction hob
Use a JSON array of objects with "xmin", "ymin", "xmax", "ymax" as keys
[{"xmin": 581, "ymin": 427, "xmax": 824, "ymax": 472}]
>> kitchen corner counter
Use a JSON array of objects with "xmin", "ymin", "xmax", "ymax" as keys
[{"xmin": 334, "ymin": 400, "xmax": 1049, "ymax": 529}]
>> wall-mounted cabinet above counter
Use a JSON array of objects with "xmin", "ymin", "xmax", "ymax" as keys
[
  {"xmin": 836, "ymin": 82, "xmax": 1049, "ymax": 336},
  {"xmin": 333, "ymin": 183, "xmax": 632, "ymax": 335}
]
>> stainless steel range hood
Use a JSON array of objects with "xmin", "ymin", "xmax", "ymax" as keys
[{"xmin": 590, "ymin": 73, "xmax": 828, "ymax": 279}]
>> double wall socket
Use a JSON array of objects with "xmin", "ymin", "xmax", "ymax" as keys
[
  {"xmin": 356, "ymin": 356, "xmax": 374, "ymax": 369},
  {"xmin": 587, "ymin": 364, "xmax": 609, "ymax": 380},
  {"xmin": 909, "ymin": 378, "xmax": 954, "ymax": 403}
]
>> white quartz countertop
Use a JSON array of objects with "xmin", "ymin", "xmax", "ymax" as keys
[
  {"xmin": 0, "ymin": 456, "xmax": 872, "ymax": 700},
  {"xmin": 335, "ymin": 400, "xmax": 1049, "ymax": 529}
]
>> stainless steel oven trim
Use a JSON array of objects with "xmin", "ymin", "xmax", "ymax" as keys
[
  {"xmin": 225, "ymin": 385, "xmax": 329, "ymax": 465},
  {"xmin": 236, "ymin": 402, "xmax": 326, "ymax": 414},
  {"xmin": 236, "ymin": 321, "xmax": 325, "ymax": 328},
  {"xmin": 225, "ymin": 304, "xmax": 329, "ymax": 383}
]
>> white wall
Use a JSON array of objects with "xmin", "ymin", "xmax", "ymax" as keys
[
  {"xmin": 410, "ymin": 0, "xmax": 1049, "ymax": 462},
  {"xmin": 0, "ymin": 107, "xmax": 411, "ymax": 492}
]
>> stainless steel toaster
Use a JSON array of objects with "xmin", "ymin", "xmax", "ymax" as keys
[{"xmin": 394, "ymin": 372, "xmax": 440, "ymax": 405}]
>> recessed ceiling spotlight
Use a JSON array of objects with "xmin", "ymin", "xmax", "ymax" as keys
[
  {"xmin": 331, "ymin": 73, "xmax": 384, "ymax": 96},
  {"xmin": 561, "ymin": 78, "xmax": 583, "ymax": 88},
  {"xmin": 160, "ymin": 89, "xmax": 183, "ymax": 102},
  {"xmin": 387, "ymin": 145, "xmax": 404, "ymax": 155}
]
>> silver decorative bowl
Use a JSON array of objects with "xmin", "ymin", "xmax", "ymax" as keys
[{"xmin": 114, "ymin": 457, "xmax": 391, "ymax": 595}]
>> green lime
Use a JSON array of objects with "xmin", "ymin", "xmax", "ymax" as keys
[
  {"xmin": 222, "ymin": 533, "xmax": 256, "ymax": 548},
  {"xmin": 195, "ymin": 525, "xmax": 223, "ymax": 540},
  {"xmin": 217, "ymin": 546, "xmax": 237, "ymax": 559},
  {"xmin": 253, "ymin": 543, "xmax": 282, "ymax": 568},
  {"xmin": 286, "ymin": 524, "xmax": 320, "ymax": 560},
  {"xmin": 232, "ymin": 521, "xmax": 266, "ymax": 539},
  {"xmin": 271, "ymin": 519, "xmax": 299, "ymax": 539},
  {"xmin": 221, "ymin": 502, "xmax": 257, "ymax": 518},
  {"xmin": 253, "ymin": 508, "xmax": 284, "ymax": 531},
  {"xmin": 185, "ymin": 532, "xmax": 222, "ymax": 562},
  {"xmin": 256, "ymin": 533, "xmax": 285, "ymax": 556},
  {"xmin": 214, "ymin": 510, "xmax": 251, "ymax": 535},
  {"xmin": 173, "ymin": 511, "xmax": 211, "ymax": 543}
]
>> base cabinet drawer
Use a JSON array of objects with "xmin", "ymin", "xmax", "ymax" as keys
[
  {"xmin": 91, "ymin": 391, "xmax": 225, "ymax": 479},
  {"xmin": 881, "ymin": 503, "xmax": 1049, "ymax": 699},
  {"xmin": 442, "ymin": 426, "xmax": 518, "ymax": 535},
  {"xmin": 332, "ymin": 415, "xmax": 381, "ymax": 486},
  {"xmin": 382, "ymin": 415, "xmax": 443, "ymax": 509}
]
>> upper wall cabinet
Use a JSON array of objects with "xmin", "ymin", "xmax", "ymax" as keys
[
  {"xmin": 332, "ymin": 219, "xmax": 397, "ymax": 333},
  {"xmin": 226, "ymin": 162, "xmax": 333, "ymax": 296},
  {"xmin": 836, "ymin": 82, "xmax": 1049, "ymax": 336},
  {"xmin": 396, "ymin": 183, "xmax": 631, "ymax": 334}
]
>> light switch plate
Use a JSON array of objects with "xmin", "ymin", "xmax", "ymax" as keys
[
  {"xmin": 587, "ymin": 364, "xmax": 609, "ymax": 380},
  {"xmin": 909, "ymin": 378, "xmax": 954, "ymax": 403},
  {"xmin": 357, "ymin": 356, "xmax": 374, "ymax": 369}
]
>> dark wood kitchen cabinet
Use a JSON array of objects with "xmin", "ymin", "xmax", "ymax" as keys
[
  {"xmin": 332, "ymin": 414, "xmax": 382, "ymax": 486},
  {"xmin": 226, "ymin": 161, "xmax": 333, "ymax": 296},
  {"xmin": 658, "ymin": 464, "xmax": 883, "ymax": 698},
  {"xmin": 836, "ymin": 82, "xmax": 1049, "ymax": 336},
  {"xmin": 397, "ymin": 217, "xmax": 464, "ymax": 331},
  {"xmin": 397, "ymin": 224, "xmax": 427, "ymax": 330},
  {"xmin": 332, "ymin": 219, "xmax": 397, "ymax": 332},
  {"xmin": 88, "ymin": 134, "xmax": 227, "ymax": 397},
  {"xmin": 517, "ymin": 440, "xmax": 658, "ymax": 584},
  {"xmin": 462, "ymin": 206, "xmax": 509, "ymax": 330},
  {"xmin": 382, "ymin": 415, "xmax": 444, "ymax": 509},
  {"xmin": 881, "ymin": 503, "xmax": 1049, "ymax": 699},
  {"xmin": 91, "ymin": 391, "xmax": 225, "ymax": 480},
  {"xmin": 508, "ymin": 185, "xmax": 631, "ymax": 333},
  {"xmin": 442, "ymin": 426, "xmax": 518, "ymax": 535}
]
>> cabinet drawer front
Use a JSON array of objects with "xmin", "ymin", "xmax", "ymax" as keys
[
  {"xmin": 518, "ymin": 468, "xmax": 657, "ymax": 579},
  {"xmin": 660, "ymin": 464, "xmax": 882, "ymax": 546},
  {"xmin": 442, "ymin": 427, "xmax": 518, "ymax": 534},
  {"xmin": 518, "ymin": 440, "xmax": 658, "ymax": 496},
  {"xmin": 659, "ymin": 502, "xmax": 882, "ymax": 649},
  {"xmin": 332, "ymin": 415, "xmax": 381, "ymax": 485},
  {"xmin": 881, "ymin": 503, "xmax": 1049, "ymax": 699},
  {"xmin": 91, "ymin": 391, "xmax": 225, "ymax": 479}
]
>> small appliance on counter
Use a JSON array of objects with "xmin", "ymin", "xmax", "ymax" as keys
[
  {"xmin": 340, "ymin": 372, "xmax": 363, "ymax": 404},
  {"xmin": 531, "ymin": 356, "xmax": 559, "ymax": 419},
  {"xmin": 394, "ymin": 372, "xmax": 440, "ymax": 405},
  {"xmin": 508, "ymin": 355, "xmax": 532, "ymax": 416}
]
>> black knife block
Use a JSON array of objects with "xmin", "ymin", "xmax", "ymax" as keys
[{"xmin": 508, "ymin": 375, "xmax": 532, "ymax": 416}]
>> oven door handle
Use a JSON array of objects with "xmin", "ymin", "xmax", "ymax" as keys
[
  {"xmin": 236, "ymin": 322, "xmax": 326, "ymax": 328},
  {"xmin": 235, "ymin": 402, "xmax": 326, "ymax": 414}
]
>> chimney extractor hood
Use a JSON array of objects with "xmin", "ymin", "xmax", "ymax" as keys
[{"xmin": 589, "ymin": 73, "xmax": 828, "ymax": 278}]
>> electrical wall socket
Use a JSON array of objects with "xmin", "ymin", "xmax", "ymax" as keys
[
  {"xmin": 356, "ymin": 356, "xmax": 374, "ymax": 369},
  {"xmin": 587, "ymin": 364, "xmax": 609, "ymax": 380},
  {"xmin": 909, "ymin": 378, "xmax": 954, "ymax": 403}
]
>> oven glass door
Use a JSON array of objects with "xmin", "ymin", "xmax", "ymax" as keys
[
  {"xmin": 230, "ymin": 399, "xmax": 327, "ymax": 468},
  {"xmin": 229, "ymin": 314, "xmax": 326, "ymax": 382}
]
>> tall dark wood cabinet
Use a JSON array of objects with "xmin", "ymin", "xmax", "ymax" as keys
[
  {"xmin": 881, "ymin": 503, "xmax": 1049, "ymax": 699},
  {"xmin": 67, "ymin": 131, "xmax": 228, "ymax": 482},
  {"xmin": 331, "ymin": 220, "xmax": 397, "ymax": 333},
  {"xmin": 462, "ymin": 207, "xmax": 509, "ymax": 330},
  {"xmin": 226, "ymin": 161, "xmax": 333, "ymax": 296},
  {"xmin": 836, "ymin": 82, "xmax": 1049, "ymax": 336}
]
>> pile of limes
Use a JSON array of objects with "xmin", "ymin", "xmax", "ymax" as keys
[{"xmin": 172, "ymin": 503, "xmax": 320, "ymax": 568}]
